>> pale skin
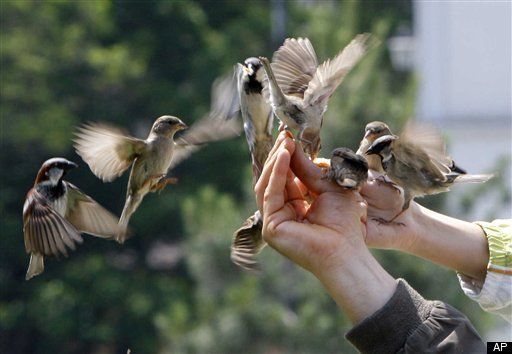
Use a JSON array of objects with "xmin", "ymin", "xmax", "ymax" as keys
[{"xmin": 255, "ymin": 131, "xmax": 489, "ymax": 325}]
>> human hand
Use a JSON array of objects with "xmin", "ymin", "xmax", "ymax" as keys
[
  {"xmin": 254, "ymin": 133, "xmax": 396, "ymax": 323},
  {"xmin": 360, "ymin": 170, "xmax": 419, "ymax": 251},
  {"xmin": 254, "ymin": 132, "xmax": 368, "ymax": 278},
  {"xmin": 361, "ymin": 171, "xmax": 488, "ymax": 281}
]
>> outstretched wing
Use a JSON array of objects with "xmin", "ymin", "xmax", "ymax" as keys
[
  {"xmin": 65, "ymin": 182, "xmax": 119, "ymax": 239},
  {"xmin": 304, "ymin": 33, "xmax": 371, "ymax": 108},
  {"xmin": 74, "ymin": 123, "xmax": 147, "ymax": 182},
  {"xmin": 171, "ymin": 72, "xmax": 242, "ymax": 169},
  {"xmin": 23, "ymin": 189, "xmax": 83, "ymax": 258},
  {"xmin": 270, "ymin": 37, "xmax": 318, "ymax": 98},
  {"xmin": 400, "ymin": 121, "xmax": 452, "ymax": 175}
]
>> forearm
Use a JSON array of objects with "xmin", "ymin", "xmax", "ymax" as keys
[
  {"xmin": 405, "ymin": 203, "xmax": 489, "ymax": 281},
  {"xmin": 316, "ymin": 245, "xmax": 397, "ymax": 325}
]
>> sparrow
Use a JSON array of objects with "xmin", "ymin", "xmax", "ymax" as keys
[
  {"xmin": 74, "ymin": 75, "xmax": 240, "ymax": 243},
  {"xmin": 366, "ymin": 127, "xmax": 493, "ymax": 222},
  {"xmin": 323, "ymin": 147, "xmax": 368, "ymax": 190},
  {"xmin": 230, "ymin": 58, "xmax": 275, "ymax": 272},
  {"xmin": 23, "ymin": 157, "xmax": 119, "ymax": 280},
  {"xmin": 237, "ymin": 57, "xmax": 275, "ymax": 185},
  {"xmin": 259, "ymin": 33, "xmax": 371, "ymax": 159},
  {"xmin": 356, "ymin": 121, "xmax": 392, "ymax": 173}
]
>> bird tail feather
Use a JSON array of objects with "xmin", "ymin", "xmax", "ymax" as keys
[
  {"xmin": 26, "ymin": 253, "xmax": 44, "ymax": 280},
  {"xmin": 117, "ymin": 194, "xmax": 141, "ymax": 244}
]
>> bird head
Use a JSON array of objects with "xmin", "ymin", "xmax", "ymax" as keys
[
  {"xmin": 35, "ymin": 157, "xmax": 78, "ymax": 185},
  {"xmin": 331, "ymin": 147, "xmax": 369, "ymax": 169},
  {"xmin": 363, "ymin": 121, "xmax": 392, "ymax": 141},
  {"xmin": 365, "ymin": 134, "xmax": 398, "ymax": 162},
  {"xmin": 239, "ymin": 57, "xmax": 265, "ymax": 86},
  {"xmin": 151, "ymin": 115, "xmax": 188, "ymax": 138}
]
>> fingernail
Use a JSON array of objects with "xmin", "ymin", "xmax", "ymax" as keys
[{"xmin": 283, "ymin": 130, "xmax": 293, "ymax": 139}]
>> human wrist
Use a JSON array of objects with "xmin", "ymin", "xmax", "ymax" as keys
[
  {"xmin": 316, "ymin": 245, "xmax": 397, "ymax": 324},
  {"xmin": 403, "ymin": 204, "xmax": 489, "ymax": 280}
]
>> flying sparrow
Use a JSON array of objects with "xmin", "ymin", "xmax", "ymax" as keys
[
  {"xmin": 237, "ymin": 57, "xmax": 275, "ymax": 185},
  {"xmin": 365, "ymin": 128, "xmax": 493, "ymax": 222},
  {"xmin": 323, "ymin": 147, "xmax": 368, "ymax": 190},
  {"xmin": 259, "ymin": 34, "xmax": 370, "ymax": 158},
  {"xmin": 74, "ymin": 76, "xmax": 240, "ymax": 243},
  {"xmin": 23, "ymin": 157, "xmax": 119, "ymax": 280},
  {"xmin": 230, "ymin": 58, "xmax": 275, "ymax": 272}
]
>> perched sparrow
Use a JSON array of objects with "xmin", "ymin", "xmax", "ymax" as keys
[
  {"xmin": 74, "ymin": 76, "xmax": 240, "ymax": 243},
  {"xmin": 259, "ymin": 34, "xmax": 370, "ymax": 158},
  {"xmin": 230, "ymin": 210, "xmax": 264, "ymax": 272},
  {"xmin": 356, "ymin": 121, "xmax": 392, "ymax": 173},
  {"xmin": 237, "ymin": 57, "xmax": 275, "ymax": 185},
  {"xmin": 323, "ymin": 147, "xmax": 368, "ymax": 190},
  {"xmin": 23, "ymin": 158, "xmax": 119, "ymax": 280},
  {"xmin": 366, "ymin": 130, "xmax": 493, "ymax": 221}
]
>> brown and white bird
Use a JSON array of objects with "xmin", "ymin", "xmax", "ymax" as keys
[
  {"xmin": 23, "ymin": 157, "xmax": 119, "ymax": 280},
  {"xmin": 259, "ymin": 34, "xmax": 371, "ymax": 158},
  {"xmin": 237, "ymin": 57, "xmax": 275, "ymax": 185},
  {"xmin": 74, "ymin": 76, "xmax": 240, "ymax": 243},
  {"xmin": 366, "ymin": 125, "xmax": 493, "ymax": 222},
  {"xmin": 356, "ymin": 121, "xmax": 392, "ymax": 173},
  {"xmin": 230, "ymin": 58, "xmax": 275, "ymax": 272},
  {"xmin": 323, "ymin": 147, "xmax": 368, "ymax": 190}
]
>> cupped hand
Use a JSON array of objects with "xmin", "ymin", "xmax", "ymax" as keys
[{"xmin": 254, "ymin": 132, "xmax": 367, "ymax": 277}]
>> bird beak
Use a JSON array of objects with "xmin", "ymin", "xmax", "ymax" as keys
[
  {"xmin": 178, "ymin": 122, "xmax": 188, "ymax": 131},
  {"xmin": 365, "ymin": 146, "xmax": 376, "ymax": 155},
  {"xmin": 242, "ymin": 65, "xmax": 254, "ymax": 76},
  {"xmin": 364, "ymin": 130, "xmax": 373, "ymax": 139},
  {"xmin": 65, "ymin": 161, "xmax": 78, "ymax": 170}
]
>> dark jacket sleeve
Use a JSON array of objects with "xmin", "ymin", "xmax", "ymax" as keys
[{"xmin": 345, "ymin": 279, "xmax": 485, "ymax": 354}]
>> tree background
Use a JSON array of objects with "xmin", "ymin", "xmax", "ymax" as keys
[{"xmin": 0, "ymin": 1, "xmax": 507, "ymax": 353}]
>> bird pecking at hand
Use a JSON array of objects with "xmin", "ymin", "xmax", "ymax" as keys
[{"xmin": 259, "ymin": 33, "xmax": 371, "ymax": 159}]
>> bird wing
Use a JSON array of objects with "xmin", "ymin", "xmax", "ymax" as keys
[
  {"xmin": 304, "ymin": 33, "xmax": 370, "ymax": 108},
  {"xmin": 270, "ymin": 37, "xmax": 318, "ymax": 98},
  {"xmin": 230, "ymin": 210, "xmax": 265, "ymax": 272},
  {"xmin": 400, "ymin": 121, "xmax": 452, "ymax": 175},
  {"xmin": 74, "ymin": 123, "xmax": 147, "ymax": 182},
  {"xmin": 64, "ymin": 182, "xmax": 119, "ymax": 239},
  {"xmin": 171, "ymin": 72, "xmax": 242, "ymax": 169},
  {"xmin": 23, "ymin": 189, "xmax": 83, "ymax": 257}
]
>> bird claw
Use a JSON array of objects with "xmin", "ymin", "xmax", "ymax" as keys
[
  {"xmin": 151, "ymin": 177, "xmax": 178, "ymax": 193},
  {"xmin": 371, "ymin": 217, "xmax": 406, "ymax": 227}
]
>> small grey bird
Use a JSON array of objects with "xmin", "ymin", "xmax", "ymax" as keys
[
  {"xmin": 323, "ymin": 147, "xmax": 368, "ymax": 190},
  {"xmin": 366, "ymin": 129, "xmax": 493, "ymax": 222},
  {"xmin": 356, "ymin": 121, "xmax": 392, "ymax": 173},
  {"xmin": 230, "ymin": 58, "xmax": 275, "ymax": 272},
  {"xmin": 237, "ymin": 57, "xmax": 275, "ymax": 185},
  {"xmin": 259, "ymin": 34, "xmax": 370, "ymax": 158},
  {"xmin": 23, "ymin": 158, "xmax": 119, "ymax": 280},
  {"xmin": 74, "ymin": 76, "xmax": 240, "ymax": 243}
]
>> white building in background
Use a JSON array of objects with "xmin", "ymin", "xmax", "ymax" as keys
[{"xmin": 413, "ymin": 0, "xmax": 511, "ymax": 219}]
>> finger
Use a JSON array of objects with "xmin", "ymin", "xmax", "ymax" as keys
[
  {"xmin": 264, "ymin": 130, "xmax": 290, "ymax": 165},
  {"xmin": 263, "ymin": 147, "xmax": 291, "ymax": 218},
  {"xmin": 290, "ymin": 141, "xmax": 343, "ymax": 194},
  {"xmin": 256, "ymin": 138, "xmax": 295, "ymax": 210}
]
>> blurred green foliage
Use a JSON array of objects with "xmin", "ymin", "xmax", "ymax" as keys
[{"xmin": 0, "ymin": 1, "xmax": 502, "ymax": 353}]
